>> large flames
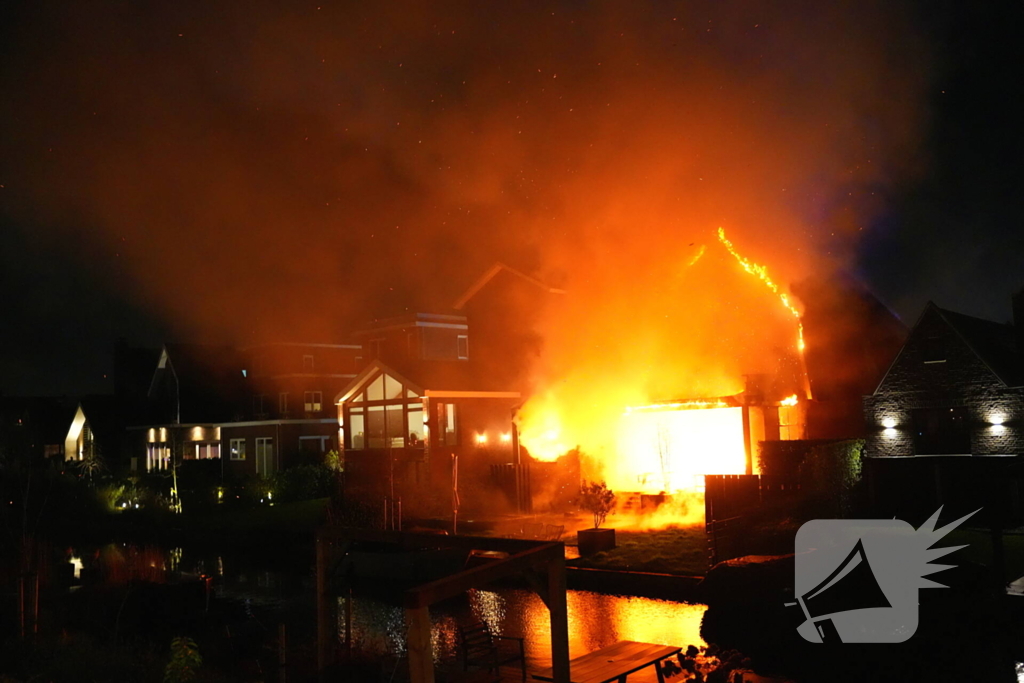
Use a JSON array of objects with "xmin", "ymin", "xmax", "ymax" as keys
[{"xmin": 517, "ymin": 228, "xmax": 809, "ymax": 525}]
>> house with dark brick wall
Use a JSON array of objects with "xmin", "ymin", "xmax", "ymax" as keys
[
  {"xmin": 862, "ymin": 292, "xmax": 1024, "ymax": 523},
  {"xmin": 864, "ymin": 300, "xmax": 1023, "ymax": 458},
  {"xmin": 136, "ymin": 342, "xmax": 350, "ymax": 476}
]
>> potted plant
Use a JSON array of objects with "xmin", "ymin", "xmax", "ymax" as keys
[{"xmin": 575, "ymin": 480, "xmax": 617, "ymax": 555}]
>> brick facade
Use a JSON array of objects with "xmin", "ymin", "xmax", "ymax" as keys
[{"xmin": 864, "ymin": 304, "xmax": 1024, "ymax": 458}]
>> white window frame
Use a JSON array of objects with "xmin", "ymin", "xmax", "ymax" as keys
[
  {"xmin": 457, "ymin": 334, "xmax": 469, "ymax": 360},
  {"xmin": 230, "ymin": 438, "xmax": 246, "ymax": 461},
  {"xmin": 255, "ymin": 437, "xmax": 274, "ymax": 476},
  {"xmin": 304, "ymin": 390, "xmax": 323, "ymax": 413}
]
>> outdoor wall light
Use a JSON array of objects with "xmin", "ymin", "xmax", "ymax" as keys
[
  {"xmin": 500, "ymin": 432, "xmax": 512, "ymax": 443},
  {"xmin": 989, "ymin": 414, "xmax": 1006, "ymax": 426},
  {"xmin": 881, "ymin": 418, "xmax": 897, "ymax": 429},
  {"xmin": 475, "ymin": 433, "xmax": 488, "ymax": 445}
]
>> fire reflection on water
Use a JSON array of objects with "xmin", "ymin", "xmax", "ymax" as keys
[{"xmin": 339, "ymin": 588, "xmax": 706, "ymax": 668}]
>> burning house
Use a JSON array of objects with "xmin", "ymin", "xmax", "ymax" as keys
[
  {"xmin": 514, "ymin": 229, "xmax": 905, "ymax": 522},
  {"xmin": 515, "ymin": 229, "xmax": 813, "ymax": 505}
]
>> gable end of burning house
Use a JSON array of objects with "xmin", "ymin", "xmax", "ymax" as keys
[{"xmin": 864, "ymin": 300, "xmax": 1024, "ymax": 459}]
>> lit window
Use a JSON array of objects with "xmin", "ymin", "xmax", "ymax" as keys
[
  {"xmin": 230, "ymin": 438, "xmax": 246, "ymax": 461},
  {"xmin": 304, "ymin": 391, "xmax": 323, "ymax": 413},
  {"xmin": 444, "ymin": 403, "xmax": 458, "ymax": 446},
  {"xmin": 348, "ymin": 411, "xmax": 365, "ymax": 449}
]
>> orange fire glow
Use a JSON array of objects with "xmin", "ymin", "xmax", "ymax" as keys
[
  {"xmin": 517, "ymin": 227, "xmax": 811, "ymax": 524},
  {"xmin": 716, "ymin": 227, "xmax": 806, "ymax": 354}
]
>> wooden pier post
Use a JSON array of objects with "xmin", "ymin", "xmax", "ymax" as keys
[
  {"xmin": 405, "ymin": 605, "xmax": 434, "ymax": 683},
  {"xmin": 548, "ymin": 553, "xmax": 570, "ymax": 683}
]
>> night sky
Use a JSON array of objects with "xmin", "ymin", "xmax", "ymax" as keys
[{"xmin": 0, "ymin": 0, "xmax": 1021, "ymax": 397}]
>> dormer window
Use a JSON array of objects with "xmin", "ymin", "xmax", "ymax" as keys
[{"xmin": 343, "ymin": 371, "xmax": 424, "ymax": 450}]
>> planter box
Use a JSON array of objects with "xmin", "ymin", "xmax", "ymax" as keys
[{"xmin": 577, "ymin": 527, "xmax": 616, "ymax": 555}]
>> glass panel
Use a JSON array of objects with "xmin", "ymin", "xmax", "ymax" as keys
[
  {"xmin": 445, "ymin": 403, "xmax": 458, "ymax": 446},
  {"xmin": 349, "ymin": 413, "xmax": 365, "ymax": 449},
  {"xmin": 366, "ymin": 375, "xmax": 385, "ymax": 401},
  {"xmin": 406, "ymin": 388, "xmax": 420, "ymax": 398},
  {"xmin": 384, "ymin": 374, "xmax": 404, "ymax": 400},
  {"xmin": 367, "ymin": 406, "xmax": 385, "ymax": 449},
  {"xmin": 386, "ymin": 405, "xmax": 405, "ymax": 448},
  {"xmin": 407, "ymin": 407, "xmax": 424, "ymax": 447},
  {"xmin": 350, "ymin": 406, "xmax": 363, "ymax": 414}
]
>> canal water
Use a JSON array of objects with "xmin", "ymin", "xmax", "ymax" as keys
[
  {"xmin": 341, "ymin": 587, "xmax": 707, "ymax": 671},
  {"xmin": 133, "ymin": 544, "xmax": 709, "ymax": 678}
]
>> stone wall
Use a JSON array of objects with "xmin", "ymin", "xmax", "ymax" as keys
[{"xmin": 863, "ymin": 306, "xmax": 1024, "ymax": 457}]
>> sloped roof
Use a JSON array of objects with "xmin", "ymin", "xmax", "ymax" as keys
[
  {"xmin": 935, "ymin": 306, "xmax": 1022, "ymax": 387},
  {"xmin": 148, "ymin": 343, "xmax": 248, "ymax": 422},
  {"xmin": 873, "ymin": 302, "xmax": 1022, "ymax": 393},
  {"xmin": 452, "ymin": 262, "xmax": 565, "ymax": 310},
  {"xmin": 335, "ymin": 359, "xmax": 519, "ymax": 404}
]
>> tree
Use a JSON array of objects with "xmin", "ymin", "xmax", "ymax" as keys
[
  {"xmin": 576, "ymin": 480, "xmax": 616, "ymax": 529},
  {"xmin": 76, "ymin": 439, "xmax": 105, "ymax": 481}
]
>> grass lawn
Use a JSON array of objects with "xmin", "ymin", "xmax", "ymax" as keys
[{"xmin": 568, "ymin": 525, "xmax": 709, "ymax": 576}]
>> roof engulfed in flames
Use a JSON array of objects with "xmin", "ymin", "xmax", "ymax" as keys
[{"xmin": 517, "ymin": 227, "xmax": 811, "ymax": 500}]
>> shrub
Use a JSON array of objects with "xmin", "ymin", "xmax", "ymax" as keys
[
  {"xmin": 275, "ymin": 463, "xmax": 334, "ymax": 502},
  {"xmin": 163, "ymin": 637, "xmax": 202, "ymax": 683},
  {"xmin": 575, "ymin": 480, "xmax": 616, "ymax": 528}
]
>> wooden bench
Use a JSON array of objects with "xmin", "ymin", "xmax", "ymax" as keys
[{"xmin": 531, "ymin": 640, "xmax": 682, "ymax": 683}]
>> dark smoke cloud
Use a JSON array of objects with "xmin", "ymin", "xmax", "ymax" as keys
[{"xmin": 0, "ymin": 1, "xmax": 931, "ymax": 388}]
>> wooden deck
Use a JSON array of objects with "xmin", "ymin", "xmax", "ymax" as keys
[{"xmin": 531, "ymin": 641, "xmax": 682, "ymax": 683}]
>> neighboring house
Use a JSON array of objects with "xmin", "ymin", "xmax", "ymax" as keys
[
  {"xmin": 336, "ymin": 359, "xmax": 522, "ymax": 514},
  {"xmin": 64, "ymin": 396, "xmax": 135, "ymax": 469},
  {"xmin": 136, "ymin": 342, "xmax": 353, "ymax": 477},
  {"xmin": 863, "ymin": 300, "xmax": 1023, "ymax": 458},
  {"xmin": 337, "ymin": 307, "xmax": 527, "ymax": 513},
  {"xmin": 862, "ymin": 293, "xmax": 1024, "ymax": 524}
]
